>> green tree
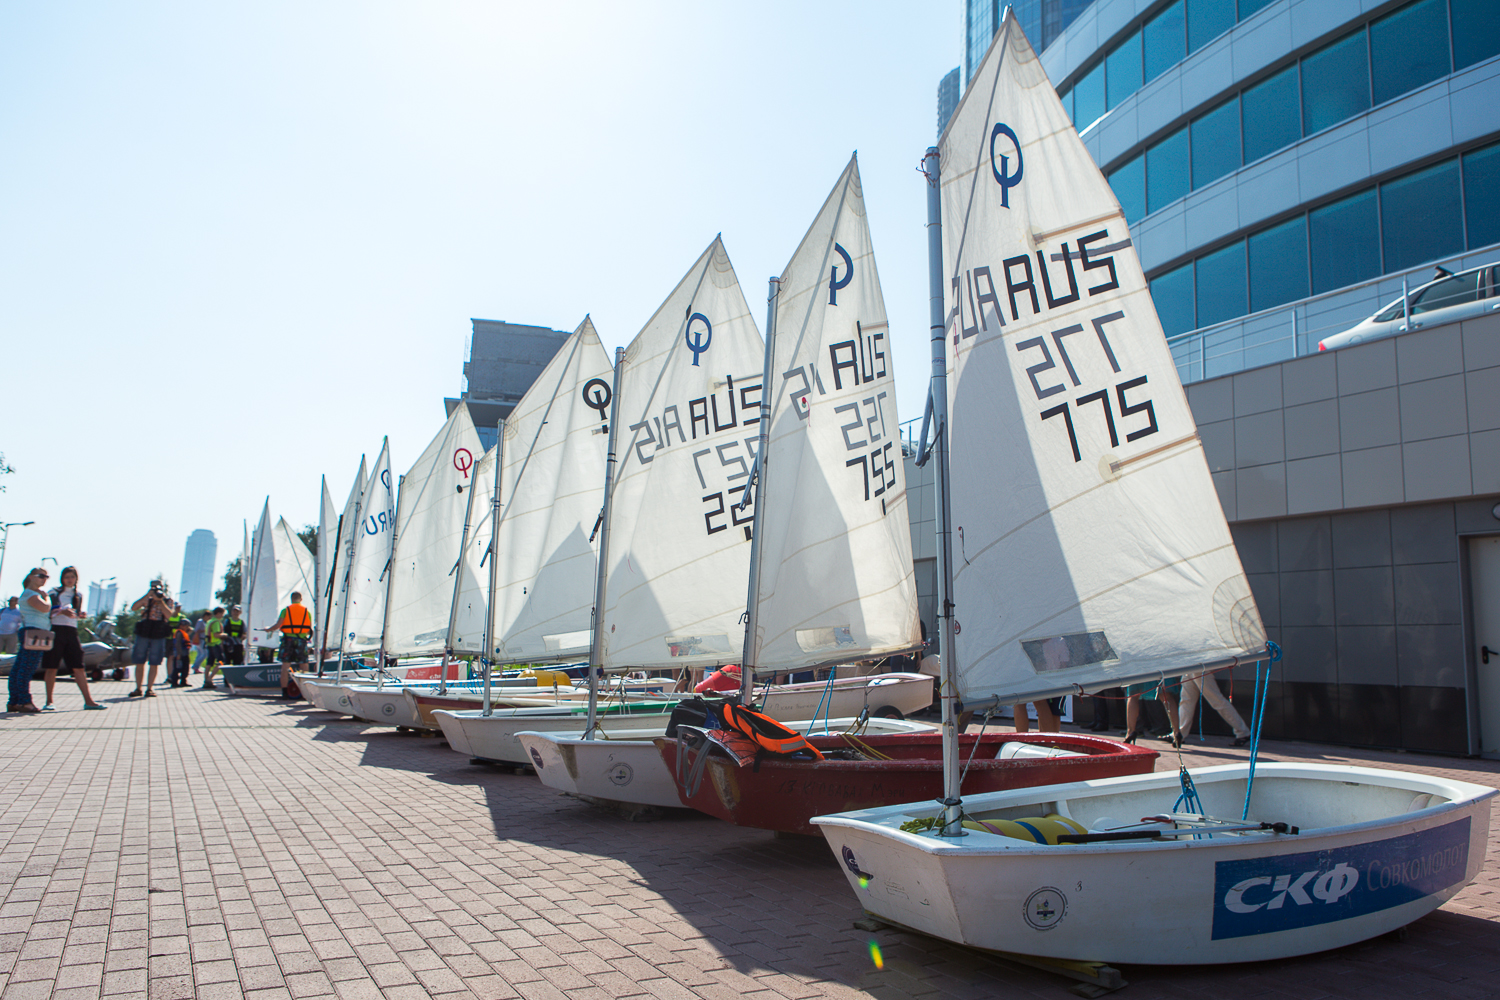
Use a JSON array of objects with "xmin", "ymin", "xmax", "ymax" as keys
[
  {"xmin": 0, "ymin": 452, "xmax": 12, "ymax": 491},
  {"xmin": 217, "ymin": 557, "xmax": 241, "ymax": 606},
  {"xmin": 297, "ymin": 524, "xmax": 317, "ymax": 556},
  {"xmin": 113, "ymin": 607, "xmax": 140, "ymax": 640}
]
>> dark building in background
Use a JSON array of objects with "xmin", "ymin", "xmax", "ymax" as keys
[
  {"xmin": 936, "ymin": 67, "xmax": 961, "ymax": 137},
  {"xmin": 965, "ymin": 0, "xmax": 1094, "ymax": 82},
  {"xmin": 445, "ymin": 320, "xmax": 570, "ymax": 452}
]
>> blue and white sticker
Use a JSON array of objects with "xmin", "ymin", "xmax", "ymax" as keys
[{"xmin": 1211, "ymin": 817, "xmax": 1470, "ymax": 940}]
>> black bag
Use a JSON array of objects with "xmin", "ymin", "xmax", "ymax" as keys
[{"xmin": 665, "ymin": 696, "xmax": 729, "ymax": 737}]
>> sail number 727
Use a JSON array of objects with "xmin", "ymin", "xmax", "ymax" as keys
[{"xmin": 1013, "ymin": 308, "xmax": 1158, "ymax": 462}]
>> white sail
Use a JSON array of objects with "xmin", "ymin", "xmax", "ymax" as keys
[
  {"xmin": 449, "ymin": 446, "xmax": 495, "ymax": 654},
  {"xmin": 600, "ymin": 238, "xmax": 765, "ymax": 670},
  {"xmin": 246, "ymin": 501, "xmax": 279, "ymax": 649},
  {"xmin": 488, "ymin": 318, "xmax": 612, "ymax": 662},
  {"xmin": 325, "ymin": 458, "xmax": 366, "ymax": 652},
  {"xmin": 749, "ymin": 156, "xmax": 921, "ymax": 671},
  {"xmin": 940, "ymin": 19, "xmax": 1265, "ymax": 705},
  {"xmin": 341, "ymin": 440, "xmax": 394, "ymax": 653},
  {"xmin": 272, "ymin": 517, "xmax": 317, "ymax": 612},
  {"xmin": 315, "ymin": 476, "xmax": 336, "ymax": 648},
  {"xmin": 382, "ymin": 406, "xmax": 483, "ymax": 655}
]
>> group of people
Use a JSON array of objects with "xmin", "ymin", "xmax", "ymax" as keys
[
  {"xmin": 5, "ymin": 566, "xmax": 106, "ymax": 712},
  {"xmin": 125, "ymin": 583, "xmax": 248, "ymax": 698}
]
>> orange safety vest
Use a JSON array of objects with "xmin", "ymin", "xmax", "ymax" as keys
[
  {"xmin": 719, "ymin": 702, "xmax": 824, "ymax": 760},
  {"xmin": 278, "ymin": 604, "xmax": 312, "ymax": 635}
]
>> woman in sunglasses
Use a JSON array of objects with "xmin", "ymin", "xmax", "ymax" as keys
[{"xmin": 8, "ymin": 567, "xmax": 52, "ymax": 713}]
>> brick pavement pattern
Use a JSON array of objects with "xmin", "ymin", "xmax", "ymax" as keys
[{"xmin": 0, "ymin": 682, "xmax": 1497, "ymax": 1000}]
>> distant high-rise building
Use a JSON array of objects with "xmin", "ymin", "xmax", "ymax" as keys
[
  {"xmin": 964, "ymin": 0, "xmax": 1092, "ymax": 82},
  {"xmin": 936, "ymin": 67, "xmax": 960, "ymax": 137},
  {"xmin": 87, "ymin": 581, "xmax": 117, "ymax": 617},
  {"xmin": 180, "ymin": 529, "xmax": 217, "ymax": 612},
  {"xmin": 445, "ymin": 319, "xmax": 571, "ymax": 453}
]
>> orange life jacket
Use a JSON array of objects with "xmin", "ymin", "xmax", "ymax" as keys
[
  {"xmin": 719, "ymin": 702, "xmax": 824, "ymax": 759},
  {"xmin": 279, "ymin": 604, "xmax": 312, "ymax": 635}
]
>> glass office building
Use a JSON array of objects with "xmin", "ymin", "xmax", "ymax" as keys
[{"xmin": 953, "ymin": 1, "xmax": 1500, "ymax": 755}]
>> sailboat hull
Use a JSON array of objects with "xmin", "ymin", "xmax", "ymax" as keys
[
  {"xmin": 660, "ymin": 733, "xmax": 1157, "ymax": 835},
  {"xmin": 814, "ymin": 763, "xmax": 1495, "ymax": 965},
  {"xmin": 434, "ymin": 706, "xmax": 678, "ymax": 766},
  {"xmin": 517, "ymin": 717, "xmax": 938, "ymax": 809}
]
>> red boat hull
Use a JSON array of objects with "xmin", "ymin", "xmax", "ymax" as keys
[{"xmin": 654, "ymin": 732, "xmax": 1158, "ymax": 836}]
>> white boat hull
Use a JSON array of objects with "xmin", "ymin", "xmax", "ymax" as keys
[
  {"xmin": 435, "ymin": 707, "xmax": 675, "ymax": 765},
  {"xmin": 344, "ymin": 686, "xmax": 426, "ymax": 728},
  {"xmin": 518, "ymin": 716, "xmax": 938, "ymax": 809},
  {"xmin": 814, "ymin": 763, "xmax": 1495, "ymax": 965}
]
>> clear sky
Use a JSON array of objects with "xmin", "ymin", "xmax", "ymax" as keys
[{"xmin": 0, "ymin": 1, "xmax": 962, "ymax": 608}]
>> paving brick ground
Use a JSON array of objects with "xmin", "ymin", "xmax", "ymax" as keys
[{"xmin": 0, "ymin": 680, "xmax": 1496, "ymax": 1000}]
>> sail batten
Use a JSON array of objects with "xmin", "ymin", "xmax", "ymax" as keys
[{"xmin": 940, "ymin": 16, "xmax": 1265, "ymax": 706}]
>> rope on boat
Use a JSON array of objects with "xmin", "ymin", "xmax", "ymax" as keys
[
  {"xmin": 956, "ymin": 708, "xmax": 996, "ymax": 790},
  {"xmin": 1241, "ymin": 641, "xmax": 1282, "ymax": 820}
]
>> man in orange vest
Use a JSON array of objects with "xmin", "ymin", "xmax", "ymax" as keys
[{"xmin": 265, "ymin": 591, "xmax": 312, "ymax": 700}]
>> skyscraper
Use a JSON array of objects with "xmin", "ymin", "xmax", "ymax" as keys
[
  {"xmin": 180, "ymin": 529, "xmax": 217, "ymax": 612},
  {"xmin": 445, "ymin": 319, "xmax": 571, "ymax": 453},
  {"xmin": 936, "ymin": 67, "xmax": 960, "ymax": 137}
]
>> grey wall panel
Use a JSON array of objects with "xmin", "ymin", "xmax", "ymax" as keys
[
  {"xmin": 1395, "ymin": 623, "xmax": 1465, "ymax": 687},
  {"xmin": 1450, "ymin": 59, "xmax": 1500, "ymax": 146},
  {"xmin": 1396, "ymin": 326, "xmax": 1465, "ymax": 385},
  {"xmin": 1337, "ymin": 624, "xmax": 1398, "ymax": 686},
  {"xmin": 1394, "ymin": 563, "xmax": 1462, "ymax": 626},
  {"xmin": 1462, "ymin": 314, "xmax": 1500, "ymax": 370},
  {"xmin": 1332, "ymin": 565, "xmax": 1394, "ymax": 626},
  {"xmin": 1456, "ymin": 498, "xmax": 1500, "ymax": 534},
  {"xmin": 1338, "ymin": 389, "xmax": 1400, "ymax": 452},
  {"xmin": 1281, "ymin": 569, "xmax": 1336, "ymax": 627},
  {"xmin": 1280, "ymin": 625, "xmax": 1338, "ymax": 682},
  {"xmin": 1390, "ymin": 503, "xmax": 1458, "ymax": 563},
  {"xmin": 1400, "ymin": 375, "xmax": 1469, "ymax": 443},
  {"xmin": 1402, "ymin": 436, "xmax": 1471, "ymax": 503},
  {"xmin": 1282, "ymin": 353, "xmax": 1338, "ymax": 407},
  {"xmin": 1341, "ymin": 445, "xmax": 1404, "ymax": 507},
  {"xmin": 1287, "ymin": 455, "xmax": 1344, "ymax": 514},
  {"xmin": 1237, "ymin": 462, "xmax": 1288, "ymax": 519},
  {"xmin": 1188, "ymin": 377, "xmax": 1235, "ymax": 424},
  {"xmin": 1233, "ymin": 364, "xmax": 1283, "ymax": 417},
  {"xmin": 1284, "ymin": 399, "xmax": 1340, "ymax": 460},
  {"xmin": 1289, "ymin": 0, "xmax": 1362, "ymax": 51},
  {"xmin": 1232, "ymin": 521, "xmax": 1280, "ymax": 573},
  {"xmin": 1279, "ymin": 516, "xmax": 1333, "ymax": 571},
  {"xmin": 1331, "ymin": 509, "xmax": 1392, "ymax": 568},
  {"xmin": 1366, "ymin": 87, "xmax": 1454, "ymax": 178},
  {"xmin": 1200, "ymin": 419, "xmax": 1236, "ymax": 472},
  {"xmin": 1472, "ymin": 432, "xmax": 1500, "ymax": 495},
  {"xmin": 1213, "ymin": 470, "xmax": 1237, "ymax": 519},
  {"xmin": 1467, "ymin": 371, "xmax": 1500, "ymax": 433},
  {"xmin": 1236, "ymin": 410, "xmax": 1286, "ymax": 466},
  {"xmin": 1297, "ymin": 124, "xmax": 1373, "ymax": 205},
  {"xmin": 1337, "ymin": 340, "xmax": 1398, "ymax": 396}
]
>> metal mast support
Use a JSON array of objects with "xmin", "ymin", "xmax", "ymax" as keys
[
  {"xmin": 925, "ymin": 146, "xmax": 963, "ymax": 838},
  {"xmin": 585, "ymin": 346, "xmax": 626, "ymax": 738},
  {"xmin": 313, "ymin": 475, "xmax": 326, "ymax": 677},
  {"xmin": 739, "ymin": 276, "xmax": 780, "ymax": 705},
  {"xmin": 440, "ymin": 461, "xmax": 482, "ymax": 697},
  {"xmin": 481, "ymin": 420, "xmax": 505, "ymax": 717},
  {"xmin": 375, "ymin": 474, "xmax": 404, "ymax": 690},
  {"xmin": 333, "ymin": 472, "xmax": 366, "ymax": 683}
]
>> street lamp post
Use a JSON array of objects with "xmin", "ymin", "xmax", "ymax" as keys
[{"xmin": 0, "ymin": 521, "xmax": 36, "ymax": 590}]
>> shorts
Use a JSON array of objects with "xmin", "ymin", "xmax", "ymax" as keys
[
  {"xmin": 43, "ymin": 627, "xmax": 84, "ymax": 673},
  {"xmin": 206, "ymin": 643, "xmax": 222, "ymax": 665},
  {"xmin": 0, "ymin": 634, "xmax": 16, "ymax": 654},
  {"xmin": 221, "ymin": 639, "xmax": 245, "ymax": 665},
  {"xmin": 279, "ymin": 634, "xmax": 310, "ymax": 664},
  {"xmin": 132, "ymin": 635, "xmax": 167, "ymax": 666},
  {"xmin": 1125, "ymin": 677, "xmax": 1182, "ymax": 699}
]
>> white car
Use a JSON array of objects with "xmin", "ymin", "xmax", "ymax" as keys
[{"xmin": 1318, "ymin": 263, "xmax": 1500, "ymax": 351}]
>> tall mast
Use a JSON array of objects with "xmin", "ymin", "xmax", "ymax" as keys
[
  {"xmin": 313, "ymin": 476, "xmax": 325, "ymax": 675},
  {"xmin": 738, "ymin": 276, "xmax": 779, "ymax": 705},
  {"xmin": 334, "ymin": 473, "xmax": 367, "ymax": 682},
  {"xmin": 925, "ymin": 145, "xmax": 962, "ymax": 838},
  {"xmin": 584, "ymin": 346, "xmax": 626, "ymax": 738},
  {"xmin": 440, "ymin": 460, "xmax": 483, "ymax": 697},
  {"xmin": 480, "ymin": 419, "xmax": 505, "ymax": 717},
  {"xmin": 375, "ymin": 473, "xmax": 404, "ymax": 689}
]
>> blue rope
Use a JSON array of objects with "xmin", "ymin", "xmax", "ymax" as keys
[
  {"xmin": 1241, "ymin": 641, "xmax": 1282, "ymax": 820},
  {"xmin": 811, "ymin": 668, "xmax": 837, "ymax": 729},
  {"xmin": 1173, "ymin": 766, "xmax": 1203, "ymax": 815}
]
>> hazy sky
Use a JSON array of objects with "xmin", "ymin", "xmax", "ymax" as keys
[{"xmin": 0, "ymin": 1, "xmax": 962, "ymax": 606}]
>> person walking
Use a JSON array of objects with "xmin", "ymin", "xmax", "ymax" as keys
[
  {"xmin": 0, "ymin": 597, "xmax": 20, "ymax": 655},
  {"xmin": 9, "ymin": 568, "xmax": 52, "ymax": 713},
  {"xmin": 264, "ymin": 592, "xmax": 312, "ymax": 699},
  {"xmin": 190, "ymin": 614, "xmax": 207, "ymax": 675},
  {"xmin": 202, "ymin": 607, "xmax": 225, "ymax": 689},
  {"xmin": 41, "ymin": 567, "xmax": 105, "ymax": 710},
  {"xmin": 1179, "ymin": 667, "xmax": 1251, "ymax": 747},
  {"xmin": 169, "ymin": 616, "xmax": 193, "ymax": 687},
  {"xmin": 128, "ymin": 582, "xmax": 173, "ymax": 697}
]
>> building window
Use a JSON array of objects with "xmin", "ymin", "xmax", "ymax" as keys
[
  {"xmin": 1151, "ymin": 263, "xmax": 1196, "ymax": 336},
  {"xmin": 1191, "ymin": 96, "xmax": 1241, "ymax": 189},
  {"xmin": 1237, "ymin": 0, "xmax": 1275, "ymax": 17},
  {"xmin": 1309, "ymin": 188, "xmax": 1380, "ymax": 294},
  {"xmin": 1186, "ymin": 0, "xmax": 1235, "ymax": 54},
  {"xmin": 1195, "ymin": 241, "xmax": 1248, "ymax": 328},
  {"xmin": 1380, "ymin": 159, "xmax": 1463, "ymax": 272},
  {"xmin": 1059, "ymin": 86, "xmax": 1074, "ymax": 125},
  {"xmin": 1300, "ymin": 29, "xmax": 1371, "ymax": 135},
  {"xmin": 1241, "ymin": 65, "xmax": 1301, "ymax": 164},
  {"xmin": 1106, "ymin": 32, "xmax": 1143, "ymax": 110},
  {"xmin": 1110, "ymin": 154, "xmax": 1146, "ymax": 224},
  {"xmin": 1147, "ymin": 127, "xmax": 1190, "ymax": 212},
  {"xmin": 1143, "ymin": 1, "xmax": 1185, "ymax": 83},
  {"xmin": 1247, "ymin": 217, "xmax": 1309, "ymax": 312},
  {"xmin": 1464, "ymin": 142, "xmax": 1500, "ymax": 249},
  {"xmin": 1370, "ymin": 0, "xmax": 1451, "ymax": 107},
  {"xmin": 1452, "ymin": 0, "xmax": 1500, "ymax": 71},
  {"xmin": 1074, "ymin": 61, "xmax": 1106, "ymax": 129}
]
